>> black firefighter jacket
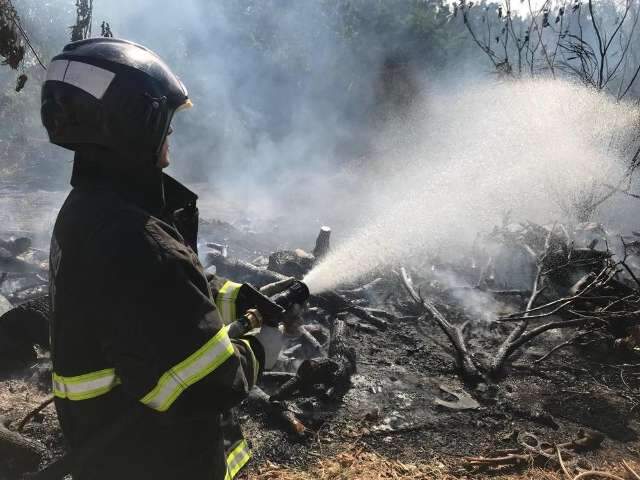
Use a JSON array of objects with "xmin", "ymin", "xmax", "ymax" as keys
[{"xmin": 49, "ymin": 153, "xmax": 264, "ymax": 480}]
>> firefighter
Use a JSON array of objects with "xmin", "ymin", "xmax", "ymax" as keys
[{"xmin": 40, "ymin": 38, "xmax": 284, "ymax": 480}]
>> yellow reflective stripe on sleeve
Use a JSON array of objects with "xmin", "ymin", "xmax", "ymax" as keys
[
  {"xmin": 140, "ymin": 326, "xmax": 234, "ymax": 412},
  {"xmin": 216, "ymin": 281, "xmax": 242, "ymax": 324},
  {"xmin": 239, "ymin": 339, "xmax": 259, "ymax": 386},
  {"xmin": 53, "ymin": 368, "xmax": 121, "ymax": 401},
  {"xmin": 225, "ymin": 439, "xmax": 251, "ymax": 480}
]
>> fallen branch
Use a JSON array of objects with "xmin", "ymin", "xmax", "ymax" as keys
[
  {"xmin": 16, "ymin": 395, "xmax": 54, "ymax": 432},
  {"xmin": 491, "ymin": 238, "xmax": 549, "ymax": 377},
  {"xmin": 557, "ymin": 445, "xmax": 572, "ymax": 479},
  {"xmin": 0, "ymin": 417, "xmax": 45, "ymax": 474},
  {"xmin": 313, "ymin": 292, "xmax": 388, "ymax": 330},
  {"xmin": 571, "ymin": 472, "xmax": 625, "ymax": 480},
  {"xmin": 248, "ymin": 386, "xmax": 305, "ymax": 436},
  {"xmin": 622, "ymin": 460, "xmax": 640, "ymax": 480},
  {"xmin": 533, "ymin": 329, "xmax": 601, "ymax": 365},
  {"xmin": 465, "ymin": 430, "xmax": 604, "ymax": 473},
  {"xmin": 298, "ymin": 325, "xmax": 324, "ymax": 351},
  {"xmin": 501, "ymin": 317, "xmax": 602, "ymax": 359},
  {"xmin": 465, "ymin": 452, "xmax": 530, "ymax": 467}
]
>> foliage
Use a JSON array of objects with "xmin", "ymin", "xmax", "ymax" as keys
[{"xmin": 0, "ymin": 0, "xmax": 24, "ymax": 69}]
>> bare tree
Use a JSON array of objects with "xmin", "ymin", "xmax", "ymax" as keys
[
  {"xmin": 457, "ymin": 0, "xmax": 640, "ymax": 96},
  {"xmin": 70, "ymin": 0, "xmax": 93, "ymax": 42}
]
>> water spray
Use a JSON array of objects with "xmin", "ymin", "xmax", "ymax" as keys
[{"xmin": 303, "ymin": 80, "xmax": 640, "ymax": 294}]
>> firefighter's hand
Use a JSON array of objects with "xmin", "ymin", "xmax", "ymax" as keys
[
  {"xmin": 259, "ymin": 277, "xmax": 295, "ymax": 297},
  {"xmin": 243, "ymin": 308, "xmax": 263, "ymax": 329},
  {"xmin": 253, "ymin": 325, "xmax": 284, "ymax": 370}
]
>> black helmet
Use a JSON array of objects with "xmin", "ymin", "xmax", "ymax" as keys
[{"xmin": 41, "ymin": 38, "xmax": 191, "ymax": 165}]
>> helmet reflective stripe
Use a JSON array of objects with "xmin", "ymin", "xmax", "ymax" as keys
[
  {"xmin": 225, "ymin": 439, "xmax": 251, "ymax": 480},
  {"xmin": 53, "ymin": 368, "xmax": 120, "ymax": 401},
  {"xmin": 46, "ymin": 60, "xmax": 69, "ymax": 83},
  {"xmin": 140, "ymin": 326, "xmax": 234, "ymax": 412},
  {"xmin": 46, "ymin": 59, "xmax": 115, "ymax": 100}
]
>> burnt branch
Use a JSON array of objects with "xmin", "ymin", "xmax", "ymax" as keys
[
  {"xmin": 400, "ymin": 267, "xmax": 484, "ymax": 384},
  {"xmin": 532, "ymin": 328, "xmax": 601, "ymax": 364},
  {"xmin": 70, "ymin": 0, "xmax": 93, "ymax": 41},
  {"xmin": 499, "ymin": 265, "xmax": 614, "ymax": 322},
  {"xmin": 490, "ymin": 230, "xmax": 554, "ymax": 377}
]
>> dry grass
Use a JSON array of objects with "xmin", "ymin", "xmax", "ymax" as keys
[
  {"xmin": 251, "ymin": 446, "xmax": 453, "ymax": 480},
  {"xmin": 2, "ymin": 380, "xmax": 639, "ymax": 480},
  {"xmin": 244, "ymin": 444, "xmax": 640, "ymax": 480},
  {"xmin": 0, "ymin": 379, "xmax": 50, "ymax": 422}
]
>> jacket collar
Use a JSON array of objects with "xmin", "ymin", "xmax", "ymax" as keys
[{"xmin": 70, "ymin": 148, "xmax": 198, "ymax": 219}]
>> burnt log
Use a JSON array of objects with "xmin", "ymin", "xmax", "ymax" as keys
[
  {"xmin": 0, "ymin": 296, "xmax": 50, "ymax": 370},
  {"xmin": 0, "ymin": 237, "xmax": 31, "ymax": 257},
  {"xmin": 247, "ymin": 386, "xmax": 305, "ymax": 436},
  {"xmin": 205, "ymin": 252, "xmax": 287, "ymax": 286},
  {"xmin": 327, "ymin": 318, "xmax": 357, "ymax": 395},
  {"xmin": 313, "ymin": 292, "xmax": 388, "ymax": 330},
  {"xmin": 312, "ymin": 226, "xmax": 331, "ymax": 260},
  {"xmin": 270, "ymin": 319, "xmax": 356, "ymax": 402},
  {"xmin": 0, "ymin": 250, "xmax": 43, "ymax": 274},
  {"xmin": 0, "ymin": 237, "xmax": 46, "ymax": 275},
  {"xmin": 268, "ymin": 249, "xmax": 314, "ymax": 279},
  {"xmin": 0, "ymin": 418, "xmax": 46, "ymax": 475}
]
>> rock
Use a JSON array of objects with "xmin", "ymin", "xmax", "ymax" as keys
[{"xmin": 435, "ymin": 384, "xmax": 480, "ymax": 410}]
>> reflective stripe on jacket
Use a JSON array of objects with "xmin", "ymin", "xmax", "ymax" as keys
[{"xmin": 215, "ymin": 281, "xmax": 243, "ymax": 325}]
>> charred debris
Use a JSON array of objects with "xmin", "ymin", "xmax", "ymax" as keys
[{"xmin": 0, "ymin": 217, "xmax": 639, "ymax": 478}]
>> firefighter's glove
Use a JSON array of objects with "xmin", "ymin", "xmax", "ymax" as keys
[
  {"xmin": 253, "ymin": 325, "xmax": 284, "ymax": 370},
  {"xmin": 259, "ymin": 277, "xmax": 295, "ymax": 297}
]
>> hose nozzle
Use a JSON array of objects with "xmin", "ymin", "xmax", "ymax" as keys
[{"xmin": 270, "ymin": 280, "xmax": 310, "ymax": 314}]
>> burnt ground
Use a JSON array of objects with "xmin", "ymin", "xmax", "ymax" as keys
[
  {"xmin": 239, "ymin": 307, "xmax": 640, "ymax": 477},
  {"xmin": 1, "ymin": 218, "xmax": 640, "ymax": 479}
]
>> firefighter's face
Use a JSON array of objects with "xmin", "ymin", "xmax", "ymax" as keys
[{"xmin": 157, "ymin": 126, "xmax": 173, "ymax": 169}]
